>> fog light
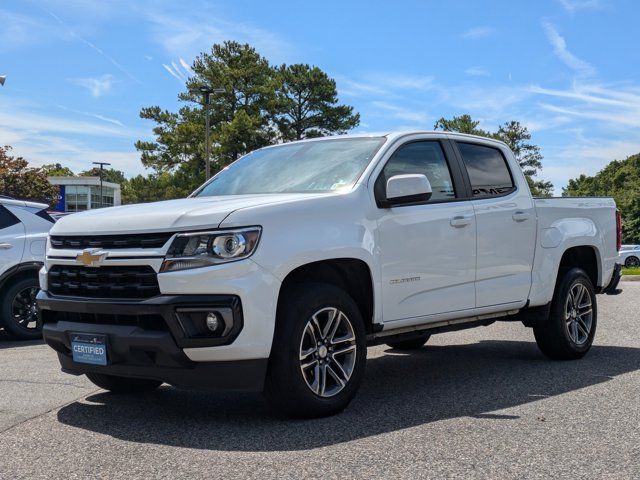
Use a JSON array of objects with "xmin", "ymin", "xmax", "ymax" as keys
[{"xmin": 206, "ymin": 312, "xmax": 220, "ymax": 332}]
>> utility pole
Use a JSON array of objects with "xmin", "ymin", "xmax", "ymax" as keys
[
  {"xmin": 192, "ymin": 85, "xmax": 224, "ymax": 180},
  {"xmin": 92, "ymin": 161, "xmax": 111, "ymax": 208}
]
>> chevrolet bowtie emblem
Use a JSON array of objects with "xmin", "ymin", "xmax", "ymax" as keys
[{"xmin": 75, "ymin": 249, "xmax": 107, "ymax": 267}]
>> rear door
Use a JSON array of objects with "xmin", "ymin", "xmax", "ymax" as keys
[
  {"xmin": 0, "ymin": 205, "xmax": 26, "ymax": 274},
  {"xmin": 452, "ymin": 140, "xmax": 536, "ymax": 308},
  {"xmin": 375, "ymin": 138, "xmax": 477, "ymax": 322}
]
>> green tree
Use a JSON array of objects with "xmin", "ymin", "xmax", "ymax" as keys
[
  {"xmin": 494, "ymin": 121, "xmax": 554, "ymax": 197},
  {"xmin": 79, "ymin": 167, "xmax": 127, "ymax": 185},
  {"xmin": 41, "ymin": 163, "xmax": 75, "ymax": 176},
  {"xmin": 564, "ymin": 154, "xmax": 640, "ymax": 243},
  {"xmin": 434, "ymin": 115, "xmax": 553, "ymax": 197},
  {"xmin": 0, "ymin": 146, "xmax": 59, "ymax": 205},
  {"xmin": 434, "ymin": 114, "xmax": 488, "ymax": 136},
  {"xmin": 275, "ymin": 63, "xmax": 359, "ymax": 140},
  {"xmin": 136, "ymin": 41, "xmax": 278, "ymax": 187},
  {"xmin": 135, "ymin": 41, "xmax": 360, "ymax": 196},
  {"xmin": 121, "ymin": 171, "xmax": 193, "ymax": 204}
]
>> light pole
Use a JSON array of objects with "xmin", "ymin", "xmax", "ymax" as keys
[
  {"xmin": 92, "ymin": 161, "xmax": 111, "ymax": 208},
  {"xmin": 193, "ymin": 85, "xmax": 224, "ymax": 180}
]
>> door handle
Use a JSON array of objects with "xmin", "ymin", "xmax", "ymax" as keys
[
  {"xmin": 0, "ymin": 243, "xmax": 13, "ymax": 249},
  {"xmin": 512, "ymin": 211, "xmax": 530, "ymax": 222},
  {"xmin": 450, "ymin": 215, "xmax": 472, "ymax": 228}
]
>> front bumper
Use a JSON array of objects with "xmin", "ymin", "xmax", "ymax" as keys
[{"xmin": 39, "ymin": 292, "xmax": 268, "ymax": 391}]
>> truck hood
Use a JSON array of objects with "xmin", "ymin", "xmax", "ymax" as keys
[{"xmin": 50, "ymin": 194, "xmax": 317, "ymax": 235}]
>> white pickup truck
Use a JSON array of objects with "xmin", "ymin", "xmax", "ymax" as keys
[{"xmin": 39, "ymin": 131, "xmax": 622, "ymax": 417}]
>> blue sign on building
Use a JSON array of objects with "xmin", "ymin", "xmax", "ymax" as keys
[{"xmin": 53, "ymin": 185, "xmax": 65, "ymax": 212}]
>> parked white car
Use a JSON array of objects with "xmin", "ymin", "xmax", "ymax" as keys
[
  {"xmin": 39, "ymin": 132, "xmax": 622, "ymax": 417},
  {"xmin": 0, "ymin": 197, "xmax": 55, "ymax": 339},
  {"xmin": 619, "ymin": 245, "xmax": 640, "ymax": 268}
]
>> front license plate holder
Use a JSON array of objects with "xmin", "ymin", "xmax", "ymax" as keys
[{"xmin": 70, "ymin": 333, "xmax": 108, "ymax": 366}]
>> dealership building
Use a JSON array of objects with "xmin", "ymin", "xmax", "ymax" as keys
[{"xmin": 47, "ymin": 176, "xmax": 122, "ymax": 213}]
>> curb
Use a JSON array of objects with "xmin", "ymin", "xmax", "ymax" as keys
[{"xmin": 620, "ymin": 275, "xmax": 640, "ymax": 282}]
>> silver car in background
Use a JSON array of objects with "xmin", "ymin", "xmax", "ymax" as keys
[{"xmin": 619, "ymin": 245, "xmax": 640, "ymax": 267}]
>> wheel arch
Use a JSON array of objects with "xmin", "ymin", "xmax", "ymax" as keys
[
  {"xmin": 557, "ymin": 245, "xmax": 600, "ymax": 289},
  {"xmin": 276, "ymin": 258, "xmax": 376, "ymax": 334},
  {"xmin": 0, "ymin": 262, "xmax": 42, "ymax": 293}
]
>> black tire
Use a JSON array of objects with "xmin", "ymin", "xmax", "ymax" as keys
[
  {"xmin": 533, "ymin": 267, "xmax": 597, "ymax": 360},
  {"xmin": 264, "ymin": 283, "xmax": 367, "ymax": 418},
  {"xmin": 85, "ymin": 373, "xmax": 162, "ymax": 393},
  {"xmin": 625, "ymin": 256, "xmax": 639, "ymax": 268},
  {"xmin": 0, "ymin": 276, "xmax": 42, "ymax": 340},
  {"xmin": 386, "ymin": 333, "xmax": 431, "ymax": 350}
]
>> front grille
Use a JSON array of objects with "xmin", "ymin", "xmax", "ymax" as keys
[
  {"xmin": 48, "ymin": 265, "xmax": 160, "ymax": 299},
  {"xmin": 50, "ymin": 232, "xmax": 173, "ymax": 250},
  {"xmin": 42, "ymin": 310, "xmax": 168, "ymax": 331}
]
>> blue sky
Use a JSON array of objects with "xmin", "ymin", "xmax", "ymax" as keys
[{"xmin": 1, "ymin": 0, "xmax": 638, "ymax": 193}]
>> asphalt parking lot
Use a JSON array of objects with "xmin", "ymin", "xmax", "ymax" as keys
[{"xmin": 0, "ymin": 284, "xmax": 638, "ymax": 479}]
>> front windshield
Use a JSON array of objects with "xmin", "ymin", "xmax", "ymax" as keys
[{"xmin": 194, "ymin": 137, "xmax": 386, "ymax": 196}]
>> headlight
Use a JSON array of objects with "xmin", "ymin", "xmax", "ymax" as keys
[{"xmin": 161, "ymin": 227, "xmax": 261, "ymax": 272}]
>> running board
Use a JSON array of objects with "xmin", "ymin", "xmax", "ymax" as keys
[{"xmin": 369, "ymin": 309, "xmax": 521, "ymax": 341}]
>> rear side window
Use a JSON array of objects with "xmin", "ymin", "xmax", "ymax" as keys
[
  {"xmin": 0, "ymin": 205, "xmax": 21, "ymax": 229},
  {"xmin": 457, "ymin": 142, "xmax": 515, "ymax": 198},
  {"xmin": 375, "ymin": 141, "xmax": 456, "ymax": 203}
]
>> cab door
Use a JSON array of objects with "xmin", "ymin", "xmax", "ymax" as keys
[
  {"xmin": 453, "ymin": 141, "xmax": 536, "ymax": 307},
  {"xmin": 0, "ymin": 205, "xmax": 26, "ymax": 274},
  {"xmin": 374, "ymin": 138, "xmax": 477, "ymax": 322}
]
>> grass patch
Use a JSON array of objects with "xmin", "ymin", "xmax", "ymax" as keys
[{"xmin": 622, "ymin": 267, "xmax": 640, "ymax": 276}]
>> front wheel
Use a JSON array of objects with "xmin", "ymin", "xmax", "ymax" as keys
[
  {"xmin": 0, "ymin": 276, "xmax": 42, "ymax": 340},
  {"xmin": 533, "ymin": 268, "xmax": 597, "ymax": 360},
  {"xmin": 264, "ymin": 283, "xmax": 367, "ymax": 418},
  {"xmin": 86, "ymin": 373, "xmax": 162, "ymax": 393}
]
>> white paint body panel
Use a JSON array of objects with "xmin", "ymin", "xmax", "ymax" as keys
[
  {"xmin": 42, "ymin": 131, "xmax": 619, "ymax": 363},
  {"xmin": 0, "ymin": 199, "xmax": 52, "ymax": 278}
]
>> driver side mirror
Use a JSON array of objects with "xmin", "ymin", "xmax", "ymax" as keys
[{"xmin": 385, "ymin": 174, "xmax": 432, "ymax": 206}]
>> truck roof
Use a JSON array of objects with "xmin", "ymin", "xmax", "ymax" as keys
[{"xmin": 258, "ymin": 130, "xmax": 511, "ymax": 150}]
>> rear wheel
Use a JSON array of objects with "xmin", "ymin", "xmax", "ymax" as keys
[
  {"xmin": 85, "ymin": 373, "xmax": 162, "ymax": 393},
  {"xmin": 0, "ymin": 276, "xmax": 42, "ymax": 340},
  {"xmin": 264, "ymin": 283, "xmax": 367, "ymax": 418},
  {"xmin": 386, "ymin": 333, "xmax": 431, "ymax": 350},
  {"xmin": 625, "ymin": 256, "xmax": 639, "ymax": 268},
  {"xmin": 534, "ymin": 268, "xmax": 597, "ymax": 360}
]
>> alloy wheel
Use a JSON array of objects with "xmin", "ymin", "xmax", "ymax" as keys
[
  {"xmin": 564, "ymin": 282, "xmax": 593, "ymax": 345},
  {"xmin": 299, "ymin": 307, "xmax": 357, "ymax": 397},
  {"xmin": 11, "ymin": 286, "xmax": 40, "ymax": 331}
]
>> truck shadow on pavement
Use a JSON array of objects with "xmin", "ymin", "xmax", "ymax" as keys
[
  {"xmin": 0, "ymin": 331, "xmax": 43, "ymax": 349},
  {"xmin": 56, "ymin": 340, "xmax": 640, "ymax": 452}
]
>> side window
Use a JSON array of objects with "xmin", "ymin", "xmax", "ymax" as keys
[
  {"xmin": 375, "ymin": 141, "xmax": 456, "ymax": 203},
  {"xmin": 457, "ymin": 142, "xmax": 515, "ymax": 198},
  {"xmin": 0, "ymin": 205, "xmax": 20, "ymax": 230}
]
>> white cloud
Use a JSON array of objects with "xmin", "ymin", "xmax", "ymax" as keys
[
  {"xmin": 145, "ymin": 10, "xmax": 294, "ymax": 64},
  {"xmin": 542, "ymin": 21, "xmax": 595, "ymax": 76},
  {"xmin": 557, "ymin": 0, "xmax": 604, "ymax": 12},
  {"xmin": 42, "ymin": 7, "xmax": 142, "ymax": 84},
  {"xmin": 369, "ymin": 101, "xmax": 430, "ymax": 125},
  {"xmin": 464, "ymin": 67, "xmax": 490, "ymax": 77},
  {"xmin": 531, "ymin": 82, "xmax": 640, "ymax": 128},
  {"xmin": 461, "ymin": 26, "xmax": 495, "ymax": 39},
  {"xmin": 72, "ymin": 74, "xmax": 114, "ymax": 97},
  {"xmin": 56, "ymin": 105, "xmax": 124, "ymax": 127},
  {"xmin": 0, "ymin": 10, "xmax": 54, "ymax": 52}
]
